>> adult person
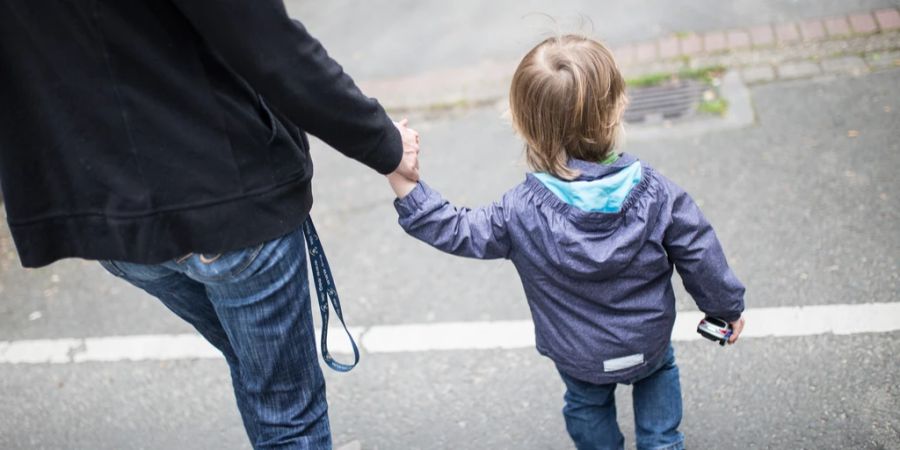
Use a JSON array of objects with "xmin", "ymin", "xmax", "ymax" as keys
[{"xmin": 0, "ymin": 1, "xmax": 419, "ymax": 448}]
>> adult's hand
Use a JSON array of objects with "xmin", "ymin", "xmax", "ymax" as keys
[{"xmin": 392, "ymin": 118, "xmax": 420, "ymax": 182}]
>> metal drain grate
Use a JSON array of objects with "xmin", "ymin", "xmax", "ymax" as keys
[{"xmin": 624, "ymin": 80, "xmax": 707, "ymax": 124}]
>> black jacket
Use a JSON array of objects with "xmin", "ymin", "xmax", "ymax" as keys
[{"xmin": 0, "ymin": 0, "xmax": 402, "ymax": 268}]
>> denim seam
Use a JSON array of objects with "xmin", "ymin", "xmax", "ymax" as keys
[
  {"xmin": 233, "ymin": 243, "xmax": 265, "ymax": 277},
  {"xmin": 100, "ymin": 259, "xmax": 126, "ymax": 278}
]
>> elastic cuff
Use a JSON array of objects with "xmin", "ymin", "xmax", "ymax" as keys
[
  {"xmin": 393, "ymin": 181, "xmax": 429, "ymax": 216},
  {"xmin": 722, "ymin": 308, "xmax": 744, "ymax": 323}
]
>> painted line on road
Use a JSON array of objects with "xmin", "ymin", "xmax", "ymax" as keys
[{"xmin": 1, "ymin": 302, "xmax": 898, "ymax": 364}]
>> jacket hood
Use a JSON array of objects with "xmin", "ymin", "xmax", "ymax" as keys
[{"xmin": 524, "ymin": 154, "xmax": 660, "ymax": 279}]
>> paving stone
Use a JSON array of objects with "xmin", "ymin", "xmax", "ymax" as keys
[
  {"xmin": 741, "ymin": 64, "xmax": 776, "ymax": 83},
  {"xmin": 865, "ymin": 50, "xmax": 900, "ymax": 70},
  {"xmin": 849, "ymin": 13, "xmax": 878, "ymax": 34},
  {"xmin": 635, "ymin": 41, "xmax": 657, "ymax": 62},
  {"xmin": 680, "ymin": 34, "xmax": 703, "ymax": 55},
  {"xmin": 614, "ymin": 45, "xmax": 635, "ymax": 66},
  {"xmin": 824, "ymin": 17, "xmax": 852, "ymax": 37},
  {"xmin": 658, "ymin": 36, "xmax": 680, "ymax": 59},
  {"xmin": 704, "ymin": 31, "xmax": 727, "ymax": 53},
  {"xmin": 775, "ymin": 23, "xmax": 800, "ymax": 44},
  {"xmin": 749, "ymin": 25, "xmax": 775, "ymax": 47},
  {"xmin": 727, "ymin": 30, "xmax": 751, "ymax": 50},
  {"xmin": 630, "ymin": 61, "xmax": 685, "ymax": 78},
  {"xmin": 874, "ymin": 8, "xmax": 900, "ymax": 31},
  {"xmin": 777, "ymin": 60, "xmax": 821, "ymax": 79},
  {"xmin": 821, "ymin": 56, "xmax": 868, "ymax": 75},
  {"xmin": 799, "ymin": 20, "xmax": 826, "ymax": 41}
]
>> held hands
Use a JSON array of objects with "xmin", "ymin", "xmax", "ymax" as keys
[{"xmin": 388, "ymin": 118, "xmax": 420, "ymax": 199}]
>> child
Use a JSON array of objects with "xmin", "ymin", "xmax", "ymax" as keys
[{"xmin": 388, "ymin": 35, "xmax": 745, "ymax": 450}]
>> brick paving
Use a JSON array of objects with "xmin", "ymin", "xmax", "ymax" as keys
[
  {"xmin": 610, "ymin": 7, "xmax": 900, "ymax": 84},
  {"xmin": 704, "ymin": 31, "xmax": 727, "ymax": 53},
  {"xmin": 799, "ymin": 20, "xmax": 826, "ymax": 41},
  {"xmin": 748, "ymin": 25, "xmax": 775, "ymax": 47},
  {"xmin": 658, "ymin": 36, "xmax": 680, "ymax": 59},
  {"xmin": 824, "ymin": 17, "xmax": 852, "ymax": 37},
  {"xmin": 849, "ymin": 13, "xmax": 878, "ymax": 34},
  {"xmin": 681, "ymin": 34, "xmax": 703, "ymax": 56},
  {"xmin": 727, "ymin": 30, "xmax": 751, "ymax": 50},
  {"xmin": 636, "ymin": 42, "xmax": 657, "ymax": 62},
  {"xmin": 615, "ymin": 45, "xmax": 635, "ymax": 66},
  {"xmin": 775, "ymin": 23, "xmax": 801, "ymax": 44},
  {"xmin": 621, "ymin": 8, "xmax": 898, "ymax": 67},
  {"xmin": 874, "ymin": 9, "xmax": 900, "ymax": 31},
  {"xmin": 358, "ymin": 7, "xmax": 900, "ymax": 112}
]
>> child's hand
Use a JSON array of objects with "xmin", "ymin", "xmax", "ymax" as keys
[
  {"xmin": 388, "ymin": 171, "xmax": 418, "ymax": 198},
  {"xmin": 728, "ymin": 316, "xmax": 745, "ymax": 344},
  {"xmin": 388, "ymin": 118, "xmax": 420, "ymax": 199},
  {"xmin": 391, "ymin": 118, "xmax": 420, "ymax": 182}
]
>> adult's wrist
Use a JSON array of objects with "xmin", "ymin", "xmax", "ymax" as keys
[{"xmin": 369, "ymin": 118, "xmax": 404, "ymax": 175}]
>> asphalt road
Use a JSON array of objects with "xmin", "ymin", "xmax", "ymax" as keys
[
  {"xmin": 2, "ymin": 333, "xmax": 898, "ymax": 450},
  {"xmin": 1, "ymin": 63, "xmax": 898, "ymax": 449}
]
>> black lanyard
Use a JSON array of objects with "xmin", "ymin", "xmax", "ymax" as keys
[{"xmin": 302, "ymin": 217, "xmax": 359, "ymax": 372}]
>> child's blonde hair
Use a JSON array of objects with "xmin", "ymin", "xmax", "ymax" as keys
[{"xmin": 509, "ymin": 35, "xmax": 627, "ymax": 180}]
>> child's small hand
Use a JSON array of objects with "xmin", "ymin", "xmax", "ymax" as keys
[
  {"xmin": 388, "ymin": 171, "xmax": 418, "ymax": 198},
  {"xmin": 391, "ymin": 118, "xmax": 420, "ymax": 182},
  {"xmin": 728, "ymin": 316, "xmax": 745, "ymax": 344},
  {"xmin": 388, "ymin": 118, "xmax": 420, "ymax": 199}
]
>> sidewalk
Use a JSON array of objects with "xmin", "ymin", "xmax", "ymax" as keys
[{"xmin": 359, "ymin": 7, "xmax": 900, "ymax": 113}]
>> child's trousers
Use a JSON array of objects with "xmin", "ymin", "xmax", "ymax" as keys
[{"xmin": 558, "ymin": 345, "xmax": 684, "ymax": 450}]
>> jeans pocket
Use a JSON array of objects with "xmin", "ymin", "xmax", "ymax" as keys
[{"xmin": 182, "ymin": 242, "xmax": 266, "ymax": 283}]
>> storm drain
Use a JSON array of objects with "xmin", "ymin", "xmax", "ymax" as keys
[{"xmin": 624, "ymin": 80, "xmax": 707, "ymax": 124}]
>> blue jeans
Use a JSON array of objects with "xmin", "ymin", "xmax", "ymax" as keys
[
  {"xmin": 99, "ymin": 226, "xmax": 330, "ymax": 449},
  {"xmin": 558, "ymin": 346, "xmax": 684, "ymax": 450}
]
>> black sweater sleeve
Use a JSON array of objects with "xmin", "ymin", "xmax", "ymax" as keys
[{"xmin": 170, "ymin": 0, "xmax": 402, "ymax": 174}]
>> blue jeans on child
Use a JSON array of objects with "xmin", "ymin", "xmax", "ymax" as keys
[
  {"xmin": 99, "ymin": 226, "xmax": 329, "ymax": 449},
  {"xmin": 558, "ymin": 345, "xmax": 684, "ymax": 450}
]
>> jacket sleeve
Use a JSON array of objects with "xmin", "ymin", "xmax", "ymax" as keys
[
  {"xmin": 662, "ymin": 181, "xmax": 745, "ymax": 322},
  {"xmin": 394, "ymin": 182, "xmax": 513, "ymax": 260},
  {"xmin": 169, "ymin": 0, "xmax": 402, "ymax": 174}
]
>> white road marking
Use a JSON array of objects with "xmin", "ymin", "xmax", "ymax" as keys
[
  {"xmin": 0, "ymin": 338, "xmax": 82, "ymax": 364},
  {"xmin": 1, "ymin": 302, "xmax": 898, "ymax": 364},
  {"xmin": 363, "ymin": 320, "xmax": 534, "ymax": 353},
  {"xmin": 72, "ymin": 334, "xmax": 221, "ymax": 363}
]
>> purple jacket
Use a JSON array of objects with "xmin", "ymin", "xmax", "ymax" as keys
[{"xmin": 394, "ymin": 153, "xmax": 745, "ymax": 384}]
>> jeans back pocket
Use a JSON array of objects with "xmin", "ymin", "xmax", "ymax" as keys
[{"xmin": 181, "ymin": 243, "xmax": 265, "ymax": 283}]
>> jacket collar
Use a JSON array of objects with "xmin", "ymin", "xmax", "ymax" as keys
[{"xmin": 569, "ymin": 153, "xmax": 638, "ymax": 181}]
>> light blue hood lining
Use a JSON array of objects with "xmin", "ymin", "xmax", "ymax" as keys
[{"xmin": 533, "ymin": 161, "xmax": 643, "ymax": 213}]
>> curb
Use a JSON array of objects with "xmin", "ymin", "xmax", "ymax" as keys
[
  {"xmin": 615, "ymin": 8, "xmax": 899, "ymax": 67},
  {"xmin": 359, "ymin": 8, "xmax": 900, "ymax": 114}
]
